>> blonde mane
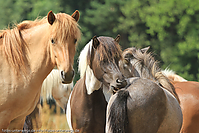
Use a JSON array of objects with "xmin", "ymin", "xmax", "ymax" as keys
[
  {"xmin": 78, "ymin": 39, "xmax": 92, "ymax": 78},
  {"xmin": 0, "ymin": 12, "xmax": 81, "ymax": 75},
  {"xmin": 78, "ymin": 39, "xmax": 102, "ymax": 95},
  {"xmin": 162, "ymin": 69, "xmax": 187, "ymax": 82}
]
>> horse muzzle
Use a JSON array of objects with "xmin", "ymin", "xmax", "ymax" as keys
[
  {"xmin": 110, "ymin": 78, "xmax": 127, "ymax": 93},
  {"xmin": 60, "ymin": 70, "xmax": 74, "ymax": 84}
]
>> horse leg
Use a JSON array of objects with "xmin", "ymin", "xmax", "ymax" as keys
[
  {"xmin": 8, "ymin": 115, "xmax": 26, "ymax": 132},
  {"xmin": 0, "ymin": 110, "xmax": 12, "ymax": 132},
  {"xmin": 23, "ymin": 115, "xmax": 33, "ymax": 133},
  {"xmin": 29, "ymin": 103, "xmax": 42, "ymax": 129},
  {"xmin": 0, "ymin": 120, "xmax": 10, "ymax": 133}
]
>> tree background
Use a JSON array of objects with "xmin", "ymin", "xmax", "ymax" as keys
[{"xmin": 0, "ymin": 0, "xmax": 199, "ymax": 82}]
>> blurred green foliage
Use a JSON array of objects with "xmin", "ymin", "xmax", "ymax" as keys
[{"xmin": 0, "ymin": 0, "xmax": 199, "ymax": 81}]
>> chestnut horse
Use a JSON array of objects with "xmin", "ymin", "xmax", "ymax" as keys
[
  {"xmin": 0, "ymin": 10, "xmax": 80, "ymax": 131},
  {"xmin": 66, "ymin": 35, "xmax": 127, "ymax": 133},
  {"xmin": 106, "ymin": 47, "xmax": 182, "ymax": 133},
  {"xmin": 163, "ymin": 69, "xmax": 199, "ymax": 133}
]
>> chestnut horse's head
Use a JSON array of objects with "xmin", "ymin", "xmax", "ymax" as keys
[{"xmin": 47, "ymin": 11, "xmax": 81, "ymax": 84}]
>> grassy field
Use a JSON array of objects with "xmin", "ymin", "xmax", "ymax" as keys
[{"xmin": 38, "ymin": 102, "xmax": 70, "ymax": 131}]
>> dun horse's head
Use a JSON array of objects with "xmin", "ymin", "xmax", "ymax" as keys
[
  {"xmin": 89, "ymin": 35, "xmax": 127, "ymax": 92},
  {"xmin": 47, "ymin": 11, "xmax": 81, "ymax": 84},
  {"xmin": 119, "ymin": 46, "xmax": 150, "ymax": 78}
]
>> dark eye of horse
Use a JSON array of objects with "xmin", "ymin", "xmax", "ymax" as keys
[
  {"xmin": 102, "ymin": 59, "xmax": 108, "ymax": 65},
  {"xmin": 124, "ymin": 53, "xmax": 133, "ymax": 59},
  {"xmin": 51, "ymin": 39, "xmax": 55, "ymax": 44},
  {"xmin": 124, "ymin": 58, "xmax": 130, "ymax": 64},
  {"xmin": 74, "ymin": 39, "xmax": 77, "ymax": 44}
]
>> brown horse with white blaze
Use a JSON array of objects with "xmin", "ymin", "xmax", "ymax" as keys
[
  {"xmin": 0, "ymin": 10, "xmax": 80, "ymax": 131},
  {"xmin": 67, "ymin": 35, "xmax": 127, "ymax": 133}
]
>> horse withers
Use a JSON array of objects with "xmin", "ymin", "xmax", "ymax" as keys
[
  {"xmin": 106, "ymin": 47, "xmax": 183, "ymax": 133},
  {"xmin": 0, "ymin": 10, "xmax": 80, "ymax": 131},
  {"xmin": 67, "ymin": 35, "xmax": 127, "ymax": 133}
]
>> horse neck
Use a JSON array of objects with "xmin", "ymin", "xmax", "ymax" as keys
[
  {"xmin": 22, "ymin": 23, "xmax": 54, "ymax": 80},
  {"xmin": 133, "ymin": 63, "xmax": 155, "ymax": 80}
]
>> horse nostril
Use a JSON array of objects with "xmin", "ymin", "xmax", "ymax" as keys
[
  {"xmin": 61, "ymin": 71, "xmax": 65, "ymax": 79},
  {"xmin": 61, "ymin": 70, "xmax": 75, "ymax": 84},
  {"xmin": 116, "ymin": 78, "xmax": 127, "ymax": 88},
  {"xmin": 116, "ymin": 79, "xmax": 122, "ymax": 83}
]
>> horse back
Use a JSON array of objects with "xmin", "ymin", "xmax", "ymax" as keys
[
  {"xmin": 70, "ymin": 78, "xmax": 107, "ymax": 133},
  {"xmin": 173, "ymin": 81, "xmax": 199, "ymax": 133}
]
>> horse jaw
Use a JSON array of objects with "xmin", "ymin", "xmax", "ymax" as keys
[{"xmin": 85, "ymin": 65, "xmax": 102, "ymax": 95}]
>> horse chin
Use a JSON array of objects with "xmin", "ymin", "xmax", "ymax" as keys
[
  {"xmin": 62, "ymin": 79, "xmax": 73, "ymax": 84},
  {"xmin": 110, "ymin": 86, "xmax": 120, "ymax": 94}
]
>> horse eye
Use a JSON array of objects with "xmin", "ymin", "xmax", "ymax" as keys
[
  {"xmin": 51, "ymin": 39, "xmax": 55, "ymax": 44},
  {"xmin": 124, "ymin": 58, "xmax": 130, "ymax": 64},
  {"xmin": 124, "ymin": 53, "xmax": 133, "ymax": 59},
  {"xmin": 74, "ymin": 39, "xmax": 77, "ymax": 44}
]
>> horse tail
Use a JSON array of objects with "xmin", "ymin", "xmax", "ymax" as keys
[{"xmin": 108, "ymin": 89, "xmax": 129, "ymax": 133}]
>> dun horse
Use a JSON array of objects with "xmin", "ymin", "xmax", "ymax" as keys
[
  {"xmin": 106, "ymin": 47, "xmax": 183, "ymax": 133},
  {"xmin": 66, "ymin": 36, "xmax": 127, "ymax": 133},
  {"xmin": 0, "ymin": 10, "xmax": 80, "ymax": 131},
  {"xmin": 163, "ymin": 69, "xmax": 199, "ymax": 133},
  {"xmin": 23, "ymin": 69, "xmax": 73, "ymax": 131}
]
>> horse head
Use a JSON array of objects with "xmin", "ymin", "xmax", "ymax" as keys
[
  {"xmin": 119, "ymin": 46, "xmax": 150, "ymax": 78},
  {"xmin": 47, "ymin": 10, "xmax": 81, "ymax": 84},
  {"xmin": 88, "ymin": 35, "xmax": 127, "ymax": 92}
]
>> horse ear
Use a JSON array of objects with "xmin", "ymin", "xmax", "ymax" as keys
[
  {"xmin": 47, "ymin": 11, "xmax": 56, "ymax": 25},
  {"xmin": 92, "ymin": 36, "xmax": 100, "ymax": 49},
  {"xmin": 71, "ymin": 10, "xmax": 80, "ymax": 22},
  {"xmin": 114, "ymin": 34, "xmax": 120, "ymax": 43},
  {"xmin": 141, "ymin": 46, "xmax": 150, "ymax": 53}
]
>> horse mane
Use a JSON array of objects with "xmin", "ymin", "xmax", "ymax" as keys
[
  {"xmin": 0, "ymin": 12, "xmax": 81, "ymax": 75},
  {"xmin": 96, "ymin": 37, "xmax": 122, "ymax": 64},
  {"xmin": 131, "ymin": 48, "xmax": 180, "ymax": 102},
  {"xmin": 0, "ymin": 25, "xmax": 29, "ymax": 75},
  {"xmin": 78, "ymin": 39, "xmax": 92, "ymax": 78},
  {"xmin": 78, "ymin": 36, "xmax": 122, "ymax": 94},
  {"xmin": 40, "ymin": 69, "xmax": 73, "ymax": 101},
  {"xmin": 162, "ymin": 69, "xmax": 187, "ymax": 82},
  {"xmin": 132, "ymin": 48, "xmax": 160, "ymax": 80}
]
